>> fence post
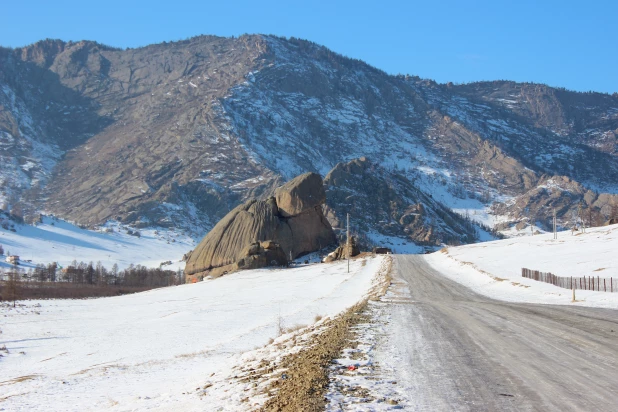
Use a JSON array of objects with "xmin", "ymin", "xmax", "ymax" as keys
[{"xmin": 604, "ymin": 279, "xmax": 606, "ymax": 292}]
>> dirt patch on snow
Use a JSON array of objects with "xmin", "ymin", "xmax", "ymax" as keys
[{"xmin": 259, "ymin": 257, "xmax": 392, "ymax": 411}]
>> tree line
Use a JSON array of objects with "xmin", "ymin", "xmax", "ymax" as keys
[
  {"xmin": 4, "ymin": 260, "xmax": 185, "ymax": 287},
  {"xmin": 0, "ymin": 260, "xmax": 185, "ymax": 301}
]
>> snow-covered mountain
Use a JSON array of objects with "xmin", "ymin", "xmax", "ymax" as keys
[{"xmin": 1, "ymin": 35, "xmax": 617, "ymax": 244}]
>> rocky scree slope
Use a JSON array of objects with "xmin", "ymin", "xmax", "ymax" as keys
[{"xmin": 1, "ymin": 35, "xmax": 617, "ymax": 240}]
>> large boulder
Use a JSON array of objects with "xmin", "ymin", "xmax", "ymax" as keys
[
  {"xmin": 236, "ymin": 241, "xmax": 288, "ymax": 271},
  {"xmin": 275, "ymin": 173, "xmax": 326, "ymax": 217},
  {"xmin": 323, "ymin": 236, "xmax": 361, "ymax": 263},
  {"xmin": 185, "ymin": 172, "xmax": 335, "ymax": 281}
]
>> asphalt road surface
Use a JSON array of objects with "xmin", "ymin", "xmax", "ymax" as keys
[{"xmin": 384, "ymin": 255, "xmax": 618, "ymax": 411}]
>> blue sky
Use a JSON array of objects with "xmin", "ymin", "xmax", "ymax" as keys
[{"xmin": 2, "ymin": 0, "xmax": 616, "ymax": 93}]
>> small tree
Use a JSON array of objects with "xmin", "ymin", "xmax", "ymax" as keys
[
  {"xmin": 34, "ymin": 264, "xmax": 47, "ymax": 282},
  {"xmin": 5, "ymin": 271, "xmax": 21, "ymax": 307},
  {"xmin": 111, "ymin": 263, "xmax": 119, "ymax": 285},
  {"xmin": 85, "ymin": 262, "xmax": 95, "ymax": 285},
  {"xmin": 47, "ymin": 262, "xmax": 57, "ymax": 282},
  {"xmin": 0, "ymin": 244, "xmax": 4, "ymax": 255}
]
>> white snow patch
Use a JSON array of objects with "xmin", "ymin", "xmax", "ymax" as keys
[
  {"xmin": 0, "ymin": 216, "xmax": 196, "ymax": 272},
  {"xmin": 0, "ymin": 256, "xmax": 386, "ymax": 411},
  {"xmin": 425, "ymin": 224, "xmax": 618, "ymax": 308}
]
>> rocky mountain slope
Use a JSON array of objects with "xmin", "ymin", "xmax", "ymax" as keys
[
  {"xmin": 1, "ymin": 35, "xmax": 617, "ymax": 244},
  {"xmin": 323, "ymin": 157, "xmax": 487, "ymax": 246}
]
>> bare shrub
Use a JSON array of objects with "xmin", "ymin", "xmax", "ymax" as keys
[{"xmin": 283, "ymin": 324, "xmax": 307, "ymax": 334}]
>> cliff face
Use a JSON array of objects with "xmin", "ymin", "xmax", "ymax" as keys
[{"xmin": 1, "ymin": 35, "xmax": 617, "ymax": 240}]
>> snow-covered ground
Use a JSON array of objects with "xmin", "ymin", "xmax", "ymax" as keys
[
  {"xmin": 0, "ymin": 255, "xmax": 385, "ymax": 411},
  {"xmin": 0, "ymin": 216, "xmax": 197, "ymax": 272},
  {"xmin": 425, "ymin": 223, "xmax": 618, "ymax": 308}
]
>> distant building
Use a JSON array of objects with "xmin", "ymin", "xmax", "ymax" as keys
[
  {"xmin": 373, "ymin": 247, "xmax": 392, "ymax": 255},
  {"xmin": 6, "ymin": 255, "xmax": 19, "ymax": 265}
]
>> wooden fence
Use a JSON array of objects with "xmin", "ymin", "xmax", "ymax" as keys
[{"xmin": 522, "ymin": 268, "xmax": 616, "ymax": 292}]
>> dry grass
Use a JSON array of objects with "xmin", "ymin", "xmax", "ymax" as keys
[
  {"xmin": 511, "ymin": 281, "xmax": 530, "ymax": 289},
  {"xmin": 0, "ymin": 375, "xmax": 39, "ymax": 386},
  {"xmin": 0, "ymin": 282, "xmax": 156, "ymax": 300},
  {"xmin": 593, "ymin": 268, "xmax": 606, "ymax": 272},
  {"xmin": 371, "ymin": 256, "xmax": 393, "ymax": 300},
  {"xmin": 314, "ymin": 315, "xmax": 322, "ymax": 322},
  {"xmin": 282, "ymin": 324, "xmax": 307, "ymax": 334},
  {"xmin": 174, "ymin": 349, "xmax": 212, "ymax": 359},
  {"xmin": 259, "ymin": 301, "xmax": 368, "ymax": 412},
  {"xmin": 259, "ymin": 256, "xmax": 393, "ymax": 411}
]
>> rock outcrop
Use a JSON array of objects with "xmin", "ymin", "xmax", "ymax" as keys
[
  {"xmin": 323, "ymin": 157, "xmax": 481, "ymax": 246},
  {"xmin": 491, "ymin": 175, "xmax": 618, "ymax": 230},
  {"xmin": 323, "ymin": 237, "xmax": 361, "ymax": 263},
  {"xmin": 185, "ymin": 172, "xmax": 335, "ymax": 281}
]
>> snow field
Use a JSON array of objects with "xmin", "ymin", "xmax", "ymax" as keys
[
  {"xmin": 200, "ymin": 255, "xmax": 393, "ymax": 410},
  {"xmin": 425, "ymin": 224, "xmax": 618, "ymax": 308},
  {"xmin": 1, "ymin": 255, "xmax": 385, "ymax": 411},
  {"xmin": 0, "ymin": 217, "xmax": 196, "ymax": 272}
]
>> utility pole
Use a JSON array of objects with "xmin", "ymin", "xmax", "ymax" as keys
[
  {"xmin": 578, "ymin": 203, "xmax": 585, "ymax": 233},
  {"xmin": 553, "ymin": 209, "xmax": 557, "ymax": 240},
  {"xmin": 347, "ymin": 213, "xmax": 350, "ymax": 273}
]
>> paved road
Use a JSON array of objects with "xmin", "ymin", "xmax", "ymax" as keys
[{"xmin": 384, "ymin": 255, "xmax": 618, "ymax": 411}]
